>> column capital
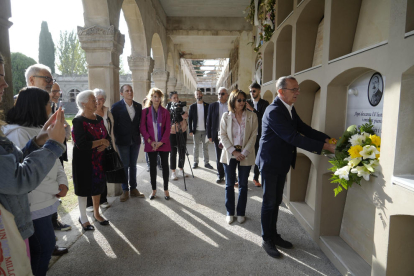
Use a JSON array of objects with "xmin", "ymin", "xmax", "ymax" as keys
[
  {"xmin": 77, "ymin": 25, "xmax": 124, "ymax": 55},
  {"xmin": 152, "ymin": 69, "xmax": 169, "ymax": 82}
]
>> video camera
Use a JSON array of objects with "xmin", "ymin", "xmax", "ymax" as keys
[{"xmin": 170, "ymin": 101, "xmax": 187, "ymax": 123}]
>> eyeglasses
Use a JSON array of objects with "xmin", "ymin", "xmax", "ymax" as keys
[
  {"xmin": 282, "ymin": 88, "xmax": 300, "ymax": 92},
  {"xmin": 219, "ymin": 93, "xmax": 226, "ymax": 96},
  {"xmin": 51, "ymin": 90, "xmax": 61, "ymax": 94},
  {"xmin": 250, "ymin": 90, "xmax": 257, "ymax": 93},
  {"xmin": 96, "ymin": 98, "xmax": 105, "ymax": 102},
  {"xmin": 33, "ymin": 76, "xmax": 56, "ymax": 83},
  {"xmin": 237, "ymin": 99, "xmax": 246, "ymax": 103}
]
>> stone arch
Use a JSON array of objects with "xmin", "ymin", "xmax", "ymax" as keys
[
  {"xmin": 122, "ymin": 0, "xmax": 147, "ymax": 56},
  {"xmin": 276, "ymin": 24, "xmax": 292, "ymax": 79},
  {"xmin": 295, "ymin": 0, "xmax": 324, "ymax": 73},
  {"xmin": 296, "ymin": 79, "xmax": 320, "ymax": 128},
  {"xmin": 276, "ymin": 0, "xmax": 294, "ymax": 27},
  {"xmin": 166, "ymin": 52, "xmax": 174, "ymax": 77},
  {"xmin": 262, "ymin": 90, "xmax": 273, "ymax": 103},
  {"xmin": 82, "ymin": 0, "xmax": 122, "ymax": 28},
  {"xmin": 151, "ymin": 33, "xmax": 165, "ymax": 70},
  {"xmin": 263, "ymin": 41, "xmax": 274, "ymax": 83}
]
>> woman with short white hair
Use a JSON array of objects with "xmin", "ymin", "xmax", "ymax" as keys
[
  {"xmin": 72, "ymin": 90, "xmax": 111, "ymax": 230},
  {"xmin": 85, "ymin": 88, "xmax": 116, "ymax": 212}
]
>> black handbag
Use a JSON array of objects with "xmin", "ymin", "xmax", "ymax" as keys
[{"xmin": 103, "ymin": 141, "xmax": 127, "ymax": 183}]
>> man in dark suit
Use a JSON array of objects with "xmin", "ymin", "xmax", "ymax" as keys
[
  {"xmin": 207, "ymin": 87, "xmax": 228, "ymax": 183},
  {"xmin": 257, "ymin": 76, "xmax": 335, "ymax": 258},
  {"xmin": 189, "ymin": 90, "xmax": 213, "ymax": 169},
  {"xmin": 111, "ymin": 84, "xmax": 145, "ymax": 202},
  {"xmin": 246, "ymin": 82, "xmax": 269, "ymax": 187}
]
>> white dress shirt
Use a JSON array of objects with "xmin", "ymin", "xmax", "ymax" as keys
[
  {"xmin": 196, "ymin": 103, "xmax": 205, "ymax": 131},
  {"xmin": 124, "ymin": 99, "xmax": 135, "ymax": 121},
  {"xmin": 279, "ymin": 97, "xmax": 293, "ymax": 119}
]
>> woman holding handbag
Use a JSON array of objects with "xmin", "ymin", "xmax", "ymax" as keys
[
  {"xmin": 220, "ymin": 89, "xmax": 258, "ymax": 224},
  {"xmin": 72, "ymin": 90, "xmax": 110, "ymax": 230},
  {"xmin": 140, "ymin": 88, "xmax": 172, "ymax": 200}
]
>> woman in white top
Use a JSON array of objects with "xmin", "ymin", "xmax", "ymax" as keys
[
  {"xmin": 219, "ymin": 89, "xmax": 258, "ymax": 225},
  {"xmin": 2, "ymin": 87, "xmax": 69, "ymax": 276},
  {"xmin": 85, "ymin": 88, "xmax": 116, "ymax": 212}
]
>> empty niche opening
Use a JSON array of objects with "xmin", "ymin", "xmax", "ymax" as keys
[
  {"xmin": 386, "ymin": 215, "xmax": 414, "ymax": 275},
  {"xmin": 407, "ymin": 0, "xmax": 414, "ymax": 33},
  {"xmin": 263, "ymin": 41, "xmax": 274, "ymax": 83},
  {"xmin": 276, "ymin": 0, "xmax": 294, "ymax": 27},
  {"xmin": 262, "ymin": 90, "xmax": 273, "ymax": 103},
  {"xmin": 295, "ymin": 80, "xmax": 320, "ymax": 128},
  {"xmin": 276, "ymin": 25, "xmax": 292, "ymax": 79},
  {"xmin": 295, "ymin": 0, "xmax": 325, "ymax": 73},
  {"xmin": 329, "ymin": 0, "xmax": 390, "ymax": 61}
]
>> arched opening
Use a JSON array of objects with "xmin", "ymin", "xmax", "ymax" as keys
[
  {"xmin": 262, "ymin": 42, "xmax": 274, "ymax": 83},
  {"xmin": 151, "ymin": 33, "xmax": 165, "ymax": 70},
  {"xmin": 387, "ymin": 215, "xmax": 414, "ymax": 275},
  {"xmin": 295, "ymin": 0, "xmax": 324, "ymax": 73},
  {"xmin": 122, "ymin": 0, "xmax": 147, "ymax": 57},
  {"xmin": 276, "ymin": 25, "xmax": 292, "ymax": 79},
  {"xmin": 406, "ymin": 1, "xmax": 414, "ymax": 34},
  {"xmin": 329, "ymin": 0, "xmax": 390, "ymax": 61},
  {"xmin": 276, "ymin": 0, "xmax": 294, "ymax": 27},
  {"xmin": 69, "ymin": 89, "xmax": 81, "ymax": 102},
  {"xmin": 295, "ymin": 80, "xmax": 320, "ymax": 128},
  {"xmin": 262, "ymin": 90, "xmax": 273, "ymax": 103}
]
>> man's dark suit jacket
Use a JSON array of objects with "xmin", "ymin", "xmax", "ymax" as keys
[
  {"xmin": 111, "ymin": 100, "xmax": 142, "ymax": 146},
  {"xmin": 256, "ymin": 97, "xmax": 329, "ymax": 175},
  {"xmin": 188, "ymin": 102, "xmax": 209, "ymax": 134},
  {"xmin": 247, "ymin": 98, "xmax": 269, "ymax": 137},
  {"xmin": 206, "ymin": 101, "xmax": 222, "ymax": 143}
]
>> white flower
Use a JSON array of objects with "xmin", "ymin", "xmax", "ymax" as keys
[
  {"xmin": 334, "ymin": 165, "xmax": 351, "ymax": 180},
  {"xmin": 349, "ymin": 134, "xmax": 366, "ymax": 146},
  {"xmin": 362, "ymin": 132, "xmax": 370, "ymax": 139},
  {"xmin": 360, "ymin": 145, "xmax": 380, "ymax": 159},
  {"xmin": 351, "ymin": 166, "xmax": 370, "ymax": 181},
  {"xmin": 364, "ymin": 159, "xmax": 380, "ymax": 172},
  {"xmin": 345, "ymin": 157, "xmax": 362, "ymax": 168}
]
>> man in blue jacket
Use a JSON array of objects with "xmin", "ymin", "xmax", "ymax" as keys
[
  {"xmin": 111, "ymin": 84, "xmax": 145, "ymax": 202},
  {"xmin": 256, "ymin": 76, "xmax": 335, "ymax": 258}
]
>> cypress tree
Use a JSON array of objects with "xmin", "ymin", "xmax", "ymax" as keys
[{"xmin": 39, "ymin": 21, "xmax": 55, "ymax": 74}]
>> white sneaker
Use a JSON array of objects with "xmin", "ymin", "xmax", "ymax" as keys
[
  {"xmin": 171, "ymin": 171, "xmax": 178, "ymax": 180},
  {"xmin": 179, "ymin": 170, "xmax": 189, "ymax": 177},
  {"xmin": 86, "ymin": 206, "xmax": 94, "ymax": 212},
  {"xmin": 237, "ymin": 216, "xmax": 246, "ymax": 224},
  {"xmin": 100, "ymin": 202, "xmax": 110, "ymax": 209},
  {"xmin": 226, "ymin": 216, "xmax": 234, "ymax": 224}
]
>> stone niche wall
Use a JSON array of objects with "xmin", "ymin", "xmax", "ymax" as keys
[{"xmin": 406, "ymin": 0, "xmax": 414, "ymax": 33}]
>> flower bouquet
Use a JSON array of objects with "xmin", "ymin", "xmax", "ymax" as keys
[{"xmin": 325, "ymin": 119, "xmax": 381, "ymax": 196}]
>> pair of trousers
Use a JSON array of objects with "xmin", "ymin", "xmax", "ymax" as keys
[
  {"xmin": 148, "ymin": 151, "xmax": 169, "ymax": 190},
  {"xmin": 86, "ymin": 183, "xmax": 108, "ymax": 207},
  {"xmin": 117, "ymin": 143, "xmax": 140, "ymax": 191},
  {"xmin": 261, "ymin": 171, "xmax": 286, "ymax": 242},
  {"xmin": 253, "ymin": 136, "xmax": 260, "ymax": 181},
  {"xmin": 146, "ymin": 152, "xmax": 161, "ymax": 168},
  {"xmin": 223, "ymin": 159, "xmax": 251, "ymax": 216},
  {"xmin": 193, "ymin": 130, "xmax": 209, "ymax": 164},
  {"xmin": 169, "ymin": 132, "xmax": 187, "ymax": 170},
  {"xmin": 214, "ymin": 140, "xmax": 225, "ymax": 178},
  {"xmin": 29, "ymin": 214, "xmax": 56, "ymax": 276}
]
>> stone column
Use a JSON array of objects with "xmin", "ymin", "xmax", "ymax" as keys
[
  {"xmin": 128, "ymin": 55, "xmax": 154, "ymax": 102},
  {"xmin": 152, "ymin": 69, "xmax": 169, "ymax": 97},
  {"xmin": 167, "ymin": 77, "xmax": 177, "ymax": 93},
  {"xmin": 0, "ymin": 0, "xmax": 14, "ymax": 115},
  {"xmin": 78, "ymin": 25, "xmax": 124, "ymax": 108},
  {"xmin": 78, "ymin": 25, "xmax": 124, "ymax": 197},
  {"xmin": 175, "ymin": 81, "xmax": 183, "ymax": 94}
]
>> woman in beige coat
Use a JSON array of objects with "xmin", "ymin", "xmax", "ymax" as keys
[{"xmin": 220, "ymin": 89, "xmax": 258, "ymax": 224}]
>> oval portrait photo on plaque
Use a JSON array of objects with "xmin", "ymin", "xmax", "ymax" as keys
[{"xmin": 367, "ymin": 72, "xmax": 384, "ymax": 107}]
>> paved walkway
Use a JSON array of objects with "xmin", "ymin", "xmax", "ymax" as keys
[{"xmin": 49, "ymin": 143, "xmax": 340, "ymax": 276}]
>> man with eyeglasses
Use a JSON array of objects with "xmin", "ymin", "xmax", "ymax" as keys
[
  {"xmin": 25, "ymin": 64, "xmax": 56, "ymax": 93},
  {"xmin": 257, "ymin": 76, "xmax": 335, "ymax": 258},
  {"xmin": 246, "ymin": 82, "xmax": 269, "ymax": 187},
  {"xmin": 207, "ymin": 87, "xmax": 228, "ymax": 183}
]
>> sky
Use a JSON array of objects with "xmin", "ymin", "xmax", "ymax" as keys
[{"xmin": 9, "ymin": 0, "xmax": 131, "ymax": 74}]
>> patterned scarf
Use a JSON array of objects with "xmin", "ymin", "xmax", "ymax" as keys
[{"xmin": 151, "ymin": 105, "xmax": 163, "ymax": 142}]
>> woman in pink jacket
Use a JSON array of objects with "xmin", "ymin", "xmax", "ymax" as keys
[{"xmin": 140, "ymin": 88, "xmax": 172, "ymax": 200}]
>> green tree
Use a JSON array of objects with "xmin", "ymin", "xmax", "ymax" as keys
[
  {"xmin": 39, "ymin": 21, "xmax": 55, "ymax": 74},
  {"xmin": 119, "ymin": 55, "xmax": 130, "ymax": 75},
  {"xmin": 10, "ymin": 52, "xmax": 36, "ymax": 95},
  {"xmin": 56, "ymin": 30, "xmax": 87, "ymax": 75},
  {"xmin": 192, "ymin": 60, "xmax": 204, "ymax": 76}
]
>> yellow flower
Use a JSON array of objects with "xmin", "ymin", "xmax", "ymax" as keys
[
  {"xmin": 329, "ymin": 138, "xmax": 337, "ymax": 145},
  {"xmin": 348, "ymin": 145, "xmax": 363, "ymax": 159},
  {"xmin": 370, "ymin": 135, "xmax": 381, "ymax": 147},
  {"xmin": 376, "ymin": 146, "xmax": 380, "ymax": 159}
]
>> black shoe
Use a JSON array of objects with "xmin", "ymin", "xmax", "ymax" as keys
[
  {"xmin": 93, "ymin": 215, "xmax": 110, "ymax": 226},
  {"xmin": 79, "ymin": 218, "xmax": 95, "ymax": 231},
  {"xmin": 216, "ymin": 177, "xmax": 224, "ymax": 184},
  {"xmin": 165, "ymin": 196, "xmax": 170, "ymax": 200},
  {"xmin": 205, "ymin": 163, "xmax": 214, "ymax": 169},
  {"xmin": 149, "ymin": 194, "xmax": 156, "ymax": 200},
  {"xmin": 54, "ymin": 220, "xmax": 71, "ymax": 231},
  {"xmin": 262, "ymin": 240, "xmax": 281, "ymax": 258},
  {"xmin": 192, "ymin": 162, "xmax": 198, "ymax": 169},
  {"xmin": 52, "ymin": 245, "xmax": 68, "ymax": 256},
  {"xmin": 274, "ymin": 234, "xmax": 293, "ymax": 249}
]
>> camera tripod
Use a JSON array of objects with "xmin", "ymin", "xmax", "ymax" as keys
[{"xmin": 174, "ymin": 122, "xmax": 194, "ymax": 191}]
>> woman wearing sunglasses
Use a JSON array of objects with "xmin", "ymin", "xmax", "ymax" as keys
[{"xmin": 219, "ymin": 89, "xmax": 258, "ymax": 224}]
